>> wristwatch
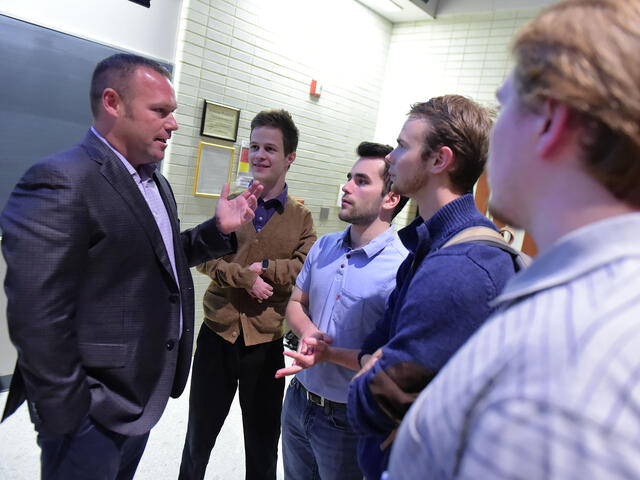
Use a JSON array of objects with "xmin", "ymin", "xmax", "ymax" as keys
[{"xmin": 262, "ymin": 259, "xmax": 269, "ymax": 271}]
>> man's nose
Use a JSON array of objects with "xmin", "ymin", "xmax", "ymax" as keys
[
  {"xmin": 167, "ymin": 113, "xmax": 178, "ymax": 132},
  {"xmin": 385, "ymin": 151, "xmax": 395, "ymax": 164},
  {"xmin": 253, "ymin": 147, "xmax": 266, "ymax": 160}
]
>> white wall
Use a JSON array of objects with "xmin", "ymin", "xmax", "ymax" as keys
[
  {"xmin": 0, "ymin": 0, "xmax": 183, "ymax": 62},
  {"xmin": 375, "ymin": 8, "xmax": 539, "ymax": 145}
]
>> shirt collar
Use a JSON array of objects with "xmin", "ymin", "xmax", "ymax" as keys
[
  {"xmin": 90, "ymin": 126, "xmax": 158, "ymax": 180},
  {"xmin": 256, "ymin": 182, "xmax": 288, "ymax": 209},
  {"xmin": 493, "ymin": 213, "xmax": 640, "ymax": 306},
  {"xmin": 336, "ymin": 225, "xmax": 397, "ymax": 258}
]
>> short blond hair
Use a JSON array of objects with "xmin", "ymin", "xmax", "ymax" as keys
[{"xmin": 513, "ymin": 0, "xmax": 640, "ymax": 205}]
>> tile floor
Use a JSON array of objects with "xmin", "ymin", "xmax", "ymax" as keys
[{"xmin": 0, "ymin": 368, "xmax": 291, "ymax": 479}]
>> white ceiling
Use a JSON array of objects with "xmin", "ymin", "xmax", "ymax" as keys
[{"xmin": 357, "ymin": 0, "xmax": 557, "ymax": 23}]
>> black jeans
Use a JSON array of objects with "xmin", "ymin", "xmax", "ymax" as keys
[{"xmin": 179, "ymin": 325, "xmax": 285, "ymax": 480}]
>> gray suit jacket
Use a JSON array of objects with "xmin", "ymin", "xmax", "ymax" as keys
[{"xmin": 1, "ymin": 130, "xmax": 235, "ymax": 436}]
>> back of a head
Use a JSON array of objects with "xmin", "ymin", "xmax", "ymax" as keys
[
  {"xmin": 250, "ymin": 109, "xmax": 299, "ymax": 156},
  {"xmin": 90, "ymin": 53, "xmax": 171, "ymax": 118},
  {"xmin": 409, "ymin": 95, "xmax": 493, "ymax": 195},
  {"xmin": 513, "ymin": 0, "xmax": 640, "ymax": 206}
]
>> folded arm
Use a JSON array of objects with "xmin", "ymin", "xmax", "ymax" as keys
[{"xmin": 260, "ymin": 209, "xmax": 316, "ymax": 287}]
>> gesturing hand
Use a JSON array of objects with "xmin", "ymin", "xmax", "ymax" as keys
[
  {"xmin": 215, "ymin": 182, "xmax": 263, "ymax": 235},
  {"xmin": 275, "ymin": 333, "xmax": 333, "ymax": 378}
]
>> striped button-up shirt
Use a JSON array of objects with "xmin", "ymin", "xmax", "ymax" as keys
[{"xmin": 386, "ymin": 213, "xmax": 640, "ymax": 479}]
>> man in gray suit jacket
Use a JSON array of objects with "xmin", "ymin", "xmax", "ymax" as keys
[{"xmin": 0, "ymin": 53, "xmax": 262, "ymax": 480}]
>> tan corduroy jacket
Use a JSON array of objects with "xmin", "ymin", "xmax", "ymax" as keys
[{"xmin": 197, "ymin": 195, "xmax": 317, "ymax": 346}]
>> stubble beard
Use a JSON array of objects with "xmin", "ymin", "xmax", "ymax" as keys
[
  {"xmin": 339, "ymin": 206, "xmax": 378, "ymax": 226},
  {"xmin": 391, "ymin": 172, "xmax": 428, "ymax": 198}
]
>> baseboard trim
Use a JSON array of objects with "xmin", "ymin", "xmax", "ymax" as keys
[{"xmin": 0, "ymin": 374, "xmax": 11, "ymax": 392}]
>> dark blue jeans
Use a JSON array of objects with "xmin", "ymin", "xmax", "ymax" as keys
[
  {"xmin": 281, "ymin": 377, "xmax": 362, "ymax": 480},
  {"xmin": 37, "ymin": 415, "xmax": 149, "ymax": 480}
]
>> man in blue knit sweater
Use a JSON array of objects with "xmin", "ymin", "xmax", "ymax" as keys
[{"xmin": 346, "ymin": 96, "xmax": 518, "ymax": 479}]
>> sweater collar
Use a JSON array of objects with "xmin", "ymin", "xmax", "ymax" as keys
[{"xmin": 398, "ymin": 194, "xmax": 481, "ymax": 255}]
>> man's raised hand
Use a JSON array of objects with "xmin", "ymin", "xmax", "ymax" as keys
[{"xmin": 215, "ymin": 182, "xmax": 263, "ymax": 235}]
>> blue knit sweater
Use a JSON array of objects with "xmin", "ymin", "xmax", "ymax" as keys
[{"xmin": 347, "ymin": 194, "xmax": 517, "ymax": 479}]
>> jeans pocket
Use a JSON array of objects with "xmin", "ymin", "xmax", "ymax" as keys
[{"xmin": 328, "ymin": 405, "xmax": 351, "ymax": 431}]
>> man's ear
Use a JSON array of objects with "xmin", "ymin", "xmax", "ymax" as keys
[
  {"xmin": 102, "ymin": 88, "xmax": 123, "ymax": 119},
  {"xmin": 286, "ymin": 151, "xmax": 296, "ymax": 168},
  {"xmin": 429, "ymin": 146, "xmax": 454, "ymax": 174},
  {"xmin": 536, "ymin": 99, "xmax": 573, "ymax": 158},
  {"xmin": 381, "ymin": 191, "xmax": 401, "ymax": 217}
]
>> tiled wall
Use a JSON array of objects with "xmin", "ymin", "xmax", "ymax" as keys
[{"xmin": 375, "ymin": 8, "xmax": 539, "ymax": 144}]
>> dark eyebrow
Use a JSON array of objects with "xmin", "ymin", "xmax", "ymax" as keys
[{"xmin": 353, "ymin": 173, "xmax": 369, "ymax": 182}]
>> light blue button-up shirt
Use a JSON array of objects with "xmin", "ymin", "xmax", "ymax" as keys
[
  {"xmin": 296, "ymin": 225, "xmax": 407, "ymax": 403},
  {"xmin": 386, "ymin": 213, "xmax": 640, "ymax": 479}
]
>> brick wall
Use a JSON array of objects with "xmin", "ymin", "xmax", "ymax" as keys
[{"xmin": 375, "ymin": 8, "xmax": 539, "ymax": 143}]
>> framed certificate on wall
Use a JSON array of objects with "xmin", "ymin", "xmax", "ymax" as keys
[
  {"xmin": 193, "ymin": 142, "xmax": 235, "ymax": 197},
  {"xmin": 200, "ymin": 100, "xmax": 240, "ymax": 142}
]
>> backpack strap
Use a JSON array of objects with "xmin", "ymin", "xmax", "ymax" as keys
[{"xmin": 442, "ymin": 226, "xmax": 531, "ymax": 271}]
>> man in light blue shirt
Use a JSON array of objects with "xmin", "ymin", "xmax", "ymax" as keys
[
  {"xmin": 387, "ymin": 1, "xmax": 640, "ymax": 478},
  {"xmin": 277, "ymin": 142, "xmax": 408, "ymax": 479}
]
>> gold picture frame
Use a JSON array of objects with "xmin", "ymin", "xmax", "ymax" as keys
[
  {"xmin": 200, "ymin": 100, "xmax": 240, "ymax": 141},
  {"xmin": 193, "ymin": 142, "xmax": 235, "ymax": 197}
]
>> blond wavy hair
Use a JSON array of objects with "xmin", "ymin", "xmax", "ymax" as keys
[{"xmin": 513, "ymin": 0, "xmax": 640, "ymax": 205}]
